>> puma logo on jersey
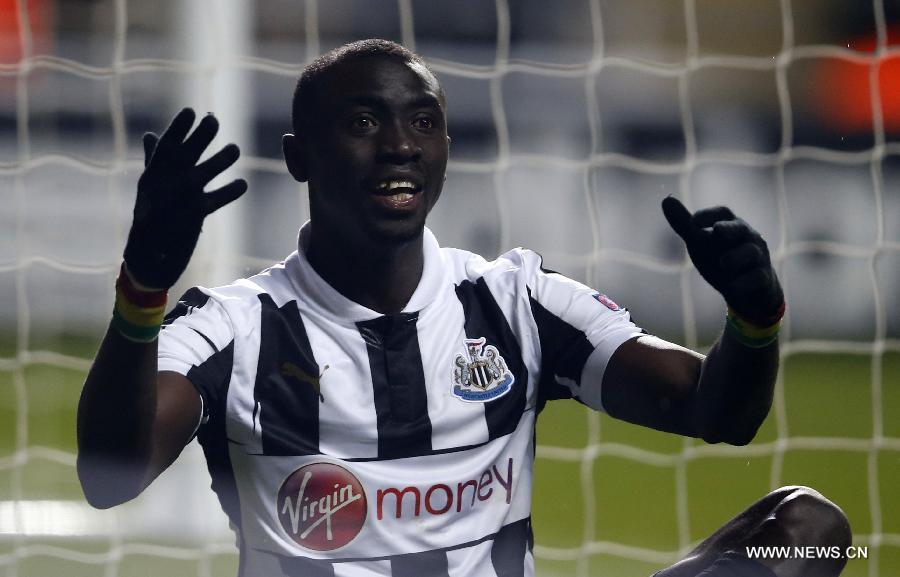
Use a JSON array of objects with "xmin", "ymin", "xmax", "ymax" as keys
[{"xmin": 281, "ymin": 362, "xmax": 329, "ymax": 402}]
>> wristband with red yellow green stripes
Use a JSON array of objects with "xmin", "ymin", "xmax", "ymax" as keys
[
  {"xmin": 725, "ymin": 302, "xmax": 785, "ymax": 349},
  {"xmin": 111, "ymin": 263, "xmax": 168, "ymax": 342}
]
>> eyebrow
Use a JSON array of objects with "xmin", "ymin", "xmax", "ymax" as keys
[{"xmin": 343, "ymin": 94, "xmax": 442, "ymax": 111}]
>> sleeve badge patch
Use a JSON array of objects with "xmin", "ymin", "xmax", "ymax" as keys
[{"xmin": 592, "ymin": 293, "xmax": 621, "ymax": 311}]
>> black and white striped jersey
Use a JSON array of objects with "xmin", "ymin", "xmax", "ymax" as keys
[{"xmin": 158, "ymin": 224, "xmax": 643, "ymax": 577}]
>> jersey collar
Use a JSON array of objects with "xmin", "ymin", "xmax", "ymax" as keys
[{"xmin": 289, "ymin": 221, "xmax": 447, "ymax": 323}]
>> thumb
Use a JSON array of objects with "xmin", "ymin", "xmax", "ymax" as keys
[
  {"xmin": 662, "ymin": 196, "xmax": 696, "ymax": 242},
  {"xmin": 142, "ymin": 132, "xmax": 159, "ymax": 168}
]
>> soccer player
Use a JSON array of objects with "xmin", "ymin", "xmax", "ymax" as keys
[{"xmin": 77, "ymin": 40, "xmax": 851, "ymax": 577}]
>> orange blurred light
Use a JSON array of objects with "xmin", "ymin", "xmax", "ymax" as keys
[
  {"xmin": 815, "ymin": 27, "xmax": 900, "ymax": 134},
  {"xmin": 0, "ymin": 0, "xmax": 49, "ymax": 65}
]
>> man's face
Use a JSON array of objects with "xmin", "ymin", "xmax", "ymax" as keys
[{"xmin": 302, "ymin": 56, "xmax": 449, "ymax": 245}]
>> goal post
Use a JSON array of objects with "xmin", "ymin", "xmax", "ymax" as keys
[{"xmin": 1, "ymin": 1, "xmax": 898, "ymax": 576}]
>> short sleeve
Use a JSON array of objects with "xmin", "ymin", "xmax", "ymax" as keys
[
  {"xmin": 522, "ymin": 251, "xmax": 644, "ymax": 412},
  {"xmin": 158, "ymin": 287, "xmax": 235, "ymax": 425}
]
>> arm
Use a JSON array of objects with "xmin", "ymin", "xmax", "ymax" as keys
[
  {"xmin": 601, "ymin": 332, "xmax": 776, "ymax": 446},
  {"xmin": 77, "ymin": 108, "xmax": 247, "ymax": 508},
  {"xmin": 77, "ymin": 330, "xmax": 201, "ymax": 508},
  {"xmin": 601, "ymin": 198, "xmax": 783, "ymax": 446}
]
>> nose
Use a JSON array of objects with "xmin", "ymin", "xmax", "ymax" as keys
[{"xmin": 376, "ymin": 120, "xmax": 421, "ymax": 164}]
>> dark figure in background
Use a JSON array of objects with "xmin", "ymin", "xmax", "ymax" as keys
[{"xmin": 77, "ymin": 39, "xmax": 851, "ymax": 577}]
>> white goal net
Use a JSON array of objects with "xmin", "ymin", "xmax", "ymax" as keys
[{"xmin": 0, "ymin": 0, "xmax": 897, "ymax": 576}]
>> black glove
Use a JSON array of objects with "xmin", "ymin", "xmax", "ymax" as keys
[
  {"xmin": 662, "ymin": 196, "xmax": 784, "ymax": 327},
  {"xmin": 123, "ymin": 108, "xmax": 248, "ymax": 289}
]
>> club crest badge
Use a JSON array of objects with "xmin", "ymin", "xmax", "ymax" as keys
[{"xmin": 452, "ymin": 337, "xmax": 515, "ymax": 402}]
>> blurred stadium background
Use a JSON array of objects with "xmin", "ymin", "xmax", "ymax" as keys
[{"xmin": 0, "ymin": 0, "xmax": 898, "ymax": 575}]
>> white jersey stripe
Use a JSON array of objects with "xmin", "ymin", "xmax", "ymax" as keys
[
  {"xmin": 418, "ymin": 289, "xmax": 490, "ymax": 451},
  {"xmin": 333, "ymin": 559, "xmax": 391, "ymax": 576},
  {"xmin": 313, "ymin": 316, "xmax": 381, "ymax": 459},
  {"xmin": 448, "ymin": 540, "xmax": 498, "ymax": 577},
  {"xmin": 223, "ymin": 287, "xmax": 264, "ymax": 455}
]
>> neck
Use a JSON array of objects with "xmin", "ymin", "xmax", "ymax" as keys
[{"xmin": 306, "ymin": 226, "xmax": 425, "ymax": 315}]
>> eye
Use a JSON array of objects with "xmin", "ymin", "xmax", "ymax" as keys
[
  {"xmin": 350, "ymin": 114, "xmax": 377, "ymax": 131},
  {"xmin": 413, "ymin": 116, "xmax": 435, "ymax": 130}
]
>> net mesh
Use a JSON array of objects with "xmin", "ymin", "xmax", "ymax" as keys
[{"xmin": 1, "ymin": 0, "xmax": 898, "ymax": 575}]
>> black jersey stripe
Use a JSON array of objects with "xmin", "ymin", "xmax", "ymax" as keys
[
  {"xmin": 357, "ymin": 313, "xmax": 433, "ymax": 459},
  {"xmin": 390, "ymin": 549, "xmax": 450, "ymax": 577},
  {"xmin": 454, "ymin": 279, "xmax": 528, "ymax": 440},
  {"xmin": 527, "ymin": 289, "xmax": 594, "ymax": 408},
  {"xmin": 275, "ymin": 556, "xmax": 335, "ymax": 576},
  {"xmin": 185, "ymin": 339, "xmax": 233, "ymax": 415},
  {"xmin": 255, "ymin": 294, "xmax": 322, "ymax": 456},
  {"xmin": 189, "ymin": 341, "xmax": 243, "ymax": 530},
  {"xmin": 491, "ymin": 515, "xmax": 532, "ymax": 576},
  {"xmin": 162, "ymin": 287, "xmax": 211, "ymax": 326}
]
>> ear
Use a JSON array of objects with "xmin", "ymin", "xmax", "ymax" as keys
[{"xmin": 282, "ymin": 133, "xmax": 308, "ymax": 182}]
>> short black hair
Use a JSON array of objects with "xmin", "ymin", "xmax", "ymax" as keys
[{"xmin": 291, "ymin": 38, "xmax": 444, "ymax": 135}]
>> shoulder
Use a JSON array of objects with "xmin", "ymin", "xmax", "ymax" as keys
[
  {"xmin": 435, "ymin": 247, "xmax": 548, "ymax": 323},
  {"xmin": 224, "ymin": 253, "xmax": 302, "ymax": 302},
  {"xmin": 168, "ymin": 255, "xmax": 299, "ymax": 324},
  {"xmin": 440, "ymin": 246, "xmax": 544, "ymax": 287}
]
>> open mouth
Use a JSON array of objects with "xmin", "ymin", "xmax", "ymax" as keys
[{"xmin": 372, "ymin": 179, "xmax": 423, "ymax": 208}]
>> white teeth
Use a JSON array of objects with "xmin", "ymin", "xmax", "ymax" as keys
[
  {"xmin": 388, "ymin": 192, "xmax": 413, "ymax": 201},
  {"xmin": 377, "ymin": 180, "xmax": 417, "ymax": 191}
]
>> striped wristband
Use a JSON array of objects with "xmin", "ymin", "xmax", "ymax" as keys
[
  {"xmin": 112, "ymin": 263, "xmax": 168, "ymax": 343},
  {"xmin": 725, "ymin": 303, "xmax": 785, "ymax": 349}
]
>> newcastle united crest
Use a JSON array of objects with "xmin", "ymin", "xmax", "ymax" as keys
[{"xmin": 452, "ymin": 337, "xmax": 515, "ymax": 402}]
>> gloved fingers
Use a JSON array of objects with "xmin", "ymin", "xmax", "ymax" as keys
[
  {"xmin": 712, "ymin": 219, "xmax": 757, "ymax": 247},
  {"xmin": 719, "ymin": 243, "xmax": 765, "ymax": 276},
  {"xmin": 154, "ymin": 108, "xmax": 196, "ymax": 160},
  {"xmin": 692, "ymin": 205, "xmax": 736, "ymax": 230},
  {"xmin": 194, "ymin": 143, "xmax": 241, "ymax": 187},
  {"xmin": 661, "ymin": 196, "xmax": 696, "ymax": 242},
  {"xmin": 142, "ymin": 133, "xmax": 159, "ymax": 168},
  {"xmin": 204, "ymin": 179, "xmax": 248, "ymax": 216},
  {"xmin": 182, "ymin": 113, "xmax": 220, "ymax": 166}
]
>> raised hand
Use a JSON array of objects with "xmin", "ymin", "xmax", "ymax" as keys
[
  {"xmin": 662, "ymin": 196, "xmax": 784, "ymax": 327},
  {"xmin": 123, "ymin": 108, "xmax": 248, "ymax": 289}
]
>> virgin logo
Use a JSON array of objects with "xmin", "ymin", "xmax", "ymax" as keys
[{"xmin": 277, "ymin": 462, "xmax": 367, "ymax": 551}]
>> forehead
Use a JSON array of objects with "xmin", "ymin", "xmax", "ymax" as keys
[{"xmin": 316, "ymin": 56, "xmax": 444, "ymax": 111}]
